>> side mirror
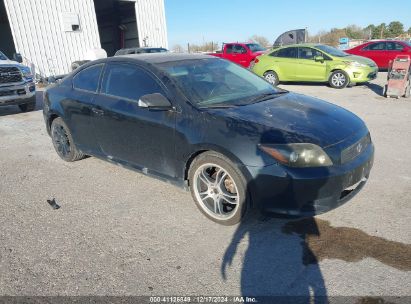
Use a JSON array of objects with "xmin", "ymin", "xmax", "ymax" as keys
[
  {"xmin": 13, "ymin": 53, "xmax": 23, "ymax": 63},
  {"xmin": 314, "ymin": 55, "xmax": 324, "ymax": 62},
  {"xmin": 138, "ymin": 93, "xmax": 172, "ymax": 110}
]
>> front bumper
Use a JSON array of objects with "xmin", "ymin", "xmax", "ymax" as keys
[
  {"xmin": 0, "ymin": 82, "xmax": 36, "ymax": 106},
  {"xmin": 347, "ymin": 66, "xmax": 378, "ymax": 83},
  {"xmin": 246, "ymin": 142, "xmax": 374, "ymax": 216}
]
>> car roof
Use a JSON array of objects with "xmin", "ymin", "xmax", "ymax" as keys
[
  {"xmin": 274, "ymin": 43, "xmax": 321, "ymax": 48},
  {"xmin": 120, "ymin": 47, "xmax": 167, "ymax": 50},
  {"xmin": 102, "ymin": 53, "xmax": 215, "ymax": 65}
]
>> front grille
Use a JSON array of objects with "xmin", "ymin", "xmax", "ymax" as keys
[
  {"xmin": 0, "ymin": 67, "xmax": 23, "ymax": 84},
  {"xmin": 0, "ymin": 88, "xmax": 26, "ymax": 97},
  {"xmin": 341, "ymin": 133, "xmax": 371, "ymax": 164},
  {"xmin": 0, "ymin": 90, "xmax": 15, "ymax": 97}
]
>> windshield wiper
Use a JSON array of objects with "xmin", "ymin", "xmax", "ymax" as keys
[
  {"xmin": 199, "ymin": 104, "xmax": 237, "ymax": 109},
  {"xmin": 246, "ymin": 91, "xmax": 288, "ymax": 104}
]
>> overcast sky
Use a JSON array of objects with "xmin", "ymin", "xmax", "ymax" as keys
[{"xmin": 165, "ymin": 0, "xmax": 411, "ymax": 47}]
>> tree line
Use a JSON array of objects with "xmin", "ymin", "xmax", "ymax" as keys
[
  {"xmin": 308, "ymin": 21, "xmax": 411, "ymax": 46},
  {"xmin": 172, "ymin": 21, "xmax": 411, "ymax": 52}
]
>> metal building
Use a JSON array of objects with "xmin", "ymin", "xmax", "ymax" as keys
[{"xmin": 0, "ymin": 0, "xmax": 168, "ymax": 77}]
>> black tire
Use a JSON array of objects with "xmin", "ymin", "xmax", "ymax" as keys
[
  {"xmin": 329, "ymin": 70, "xmax": 349, "ymax": 89},
  {"xmin": 263, "ymin": 71, "xmax": 280, "ymax": 86},
  {"xmin": 51, "ymin": 117, "xmax": 85, "ymax": 162},
  {"xmin": 188, "ymin": 151, "xmax": 249, "ymax": 225},
  {"xmin": 18, "ymin": 98, "xmax": 36, "ymax": 112}
]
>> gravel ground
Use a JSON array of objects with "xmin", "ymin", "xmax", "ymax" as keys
[{"xmin": 0, "ymin": 73, "xmax": 410, "ymax": 300}]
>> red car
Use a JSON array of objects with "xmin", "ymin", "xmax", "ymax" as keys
[
  {"xmin": 346, "ymin": 40, "xmax": 411, "ymax": 69},
  {"xmin": 208, "ymin": 43, "xmax": 266, "ymax": 68}
]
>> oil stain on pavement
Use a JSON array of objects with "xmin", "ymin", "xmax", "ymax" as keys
[{"xmin": 282, "ymin": 218, "xmax": 411, "ymax": 270}]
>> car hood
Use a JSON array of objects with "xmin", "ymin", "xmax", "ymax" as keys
[
  {"xmin": 339, "ymin": 54, "xmax": 377, "ymax": 67},
  {"xmin": 213, "ymin": 92, "xmax": 366, "ymax": 148},
  {"xmin": 0, "ymin": 59, "xmax": 24, "ymax": 67}
]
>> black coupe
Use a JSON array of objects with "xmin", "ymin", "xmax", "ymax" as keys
[{"xmin": 43, "ymin": 54, "xmax": 374, "ymax": 225}]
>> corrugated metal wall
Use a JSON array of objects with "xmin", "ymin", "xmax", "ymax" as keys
[
  {"xmin": 135, "ymin": 0, "xmax": 168, "ymax": 49},
  {"xmin": 3, "ymin": 0, "xmax": 101, "ymax": 76},
  {"xmin": 3, "ymin": 0, "xmax": 168, "ymax": 77}
]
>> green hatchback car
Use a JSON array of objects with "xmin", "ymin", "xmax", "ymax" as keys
[{"xmin": 252, "ymin": 44, "xmax": 378, "ymax": 89}]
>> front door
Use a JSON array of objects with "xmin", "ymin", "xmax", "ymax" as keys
[
  {"xmin": 91, "ymin": 62, "xmax": 177, "ymax": 177},
  {"xmin": 360, "ymin": 42, "xmax": 387, "ymax": 68},
  {"xmin": 296, "ymin": 47, "xmax": 327, "ymax": 81},
  {"xmin": 67, "ymin": 64, "xmax": 105, "ymax": 155}
]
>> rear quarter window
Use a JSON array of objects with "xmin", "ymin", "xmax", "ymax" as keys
[{"xmin": 72, "ymin": 64, "xmax": 103, "ymax": 92}]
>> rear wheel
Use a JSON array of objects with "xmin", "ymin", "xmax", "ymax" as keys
[
  {"xmin": 263, "ymin": 71, "xmax": 280, "ymax": 86},
  {"xmin": 51, "ymin": 117, "xmax": 85, "ymax": 162},
  {"xmin": 188, "ymin": 152, "xmax": 249, "ymax": 225},
  {"xmin": 329, "ymin": 70, "xmax": 349, "ymax": 89}
]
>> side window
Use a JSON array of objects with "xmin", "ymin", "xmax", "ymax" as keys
[
  {"xmin": 225, "ymin": 45, "xmax": 234, "ymax": 54},
  {"xmin": 363, "ymin": 42, "xmax": 386, "ymax": 51},
  {"xmin": 234, "ymin": 45, "xmax": 247, "ymax": 54},
  {"xmin": 387, "ymin": 42, "xmax": 404, "ymax": 51},
  {"xmin": 102, "ymin": 63, "xmax": 164, "ymax": 101},
  {"xmin": 73, "ymin": 64, "xmax": 103, "ymax": 92},
  {"xmin": 298, "ymin": 47, "xmax": 322, "ymax": 60},
  {"xmin": 269, "ymin": 50, "xmax": 279, "ymax": 57},
  {"xmin": 276, "ymin": 47, "xmax": 297, "ymax": 58}
]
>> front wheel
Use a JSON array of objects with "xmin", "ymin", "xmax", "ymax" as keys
[
  {"xmin": 329, "ymin": 70, "xmax": 349, "ymax": 89},
  {"xmin": 188, "ymin": 152, "xmax": 249, "ymax": 225},
  {"xmin": 263, "ymin": 71, "xmax": 280, "ymax": 86},
  {"xmin": 51, "ymin": 117, "xmax": 85, "ymax": 162}
]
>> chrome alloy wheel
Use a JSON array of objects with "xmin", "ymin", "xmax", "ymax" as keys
[
  {"xmin": 193, "ymin": 163, "xmax": 239, "ymax": 220},
  {"xmin": 331, "ymin": 72, "xmax": 347, "ymax": 88},
  {"xmin": 264, "ymin": 73, "xmax": 277, "ymax": 85}
]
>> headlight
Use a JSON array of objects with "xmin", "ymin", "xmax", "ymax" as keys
[
  {"xmin": 344, "ymin": 61, "xmax": 367, "ymax": 68},
  {"xmin": 19, "ymin": 66, "xmax": 33, "ymax": 79},
  {"xmin": 259, "ymin": 143, "xmax": 333, "ymax": 168}
]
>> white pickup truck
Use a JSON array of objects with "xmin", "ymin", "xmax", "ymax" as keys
[{"xmin": 0, "ymin": 51, "xmax": 36, "ymax": 112}]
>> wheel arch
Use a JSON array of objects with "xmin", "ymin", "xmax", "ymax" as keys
[
  {"xmin": 46, "ymin": 112, "xmax": 60, "ymax": 135},
  {"xmin": 183, "ymin": 145, "xmax": 253, "ymax": 185},
  {"xmin": 329, "ymin": 68, "xmax": 351, "ymax": 80},
  {"xmin": 264, "ymin": 68, "xmax": 281, "ymax": 79}
]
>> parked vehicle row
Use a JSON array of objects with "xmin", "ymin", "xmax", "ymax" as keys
[
  {"xmin": 206, "ymin": 39, "xmax": 410, "ymax": 90},
  {"xmin": 43, "ymin": 54, "xmax": 374, "ymax": 225}
]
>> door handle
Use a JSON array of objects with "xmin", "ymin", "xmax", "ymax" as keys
[{"xmin": 91, "ymin": 107, "xmax": 104, "ymax": 116}]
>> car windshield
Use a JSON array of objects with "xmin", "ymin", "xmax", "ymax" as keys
[
  {"xmin": 158, "ymin": 58, "xmax": 285, "ymax": 108},
  {"xmin": 246, "ymin": 44, "xmax": 266, "ymax": 52},
  {"xmin": 315, "ymin": 44, "xmax": 349, "ymax": 57},
  {"xmin": 0, "ymin": 51, "xmax": 8, "ymax": 60}
]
